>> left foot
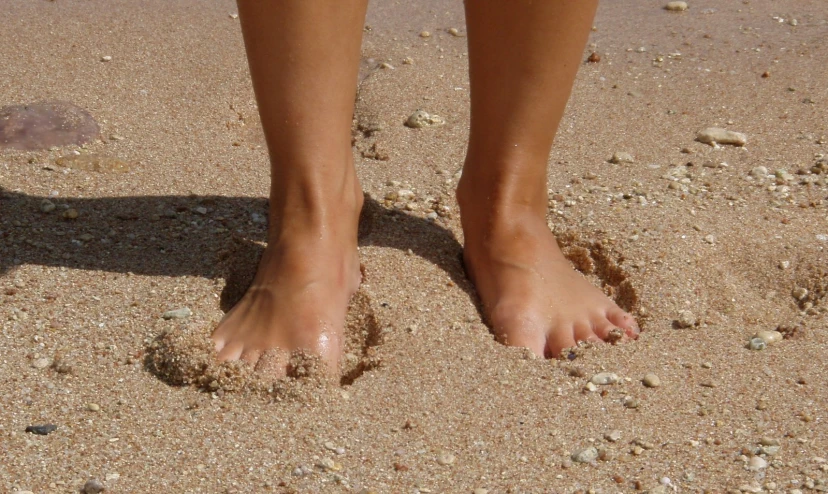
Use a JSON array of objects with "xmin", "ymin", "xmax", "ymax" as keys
[{"xmin": 458, "ymin": 188, "xmax": 639, "ymax": 357}]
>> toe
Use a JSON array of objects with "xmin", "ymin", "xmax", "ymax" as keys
[
  {"xmin": 573, "ymin": 321, "xmax": 602, "ymax": 344},
  {"xmin": 255, "ymin": 350, "xmax": 289, "ymax": 379},
  {"xmin": 240, "ymin": 348, "xmax": 263, "ymax": 366},
  {"xmin": 591, "ymin": 316, "xmax": 618, "ymax": 340},
  {"xmin": 607, "ymin": 307, "xmax": 639, "ymax": 338},
  {"xmin": 216, "ymin": 341, "xmax": 244, "ymax": 361},
  {"xmin": 489, "ymin": 304, "xmax": 547, "ymax": 356},
  {"xmin": 545, "ymin": 323, "xmax": 577, "ymax": 358}
]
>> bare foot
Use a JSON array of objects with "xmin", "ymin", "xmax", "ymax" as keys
[
  {"xmin": 211, "ymin": 192, "xmax": 363, "ymax": 377},
  {"xmin": 459, "ymin": 199, "xmax": 639, "ymax": 357}
]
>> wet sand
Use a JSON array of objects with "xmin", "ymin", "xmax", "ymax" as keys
[{"xmin": 1, "ymin": 0, "xmax": 827, "ymax": 492}]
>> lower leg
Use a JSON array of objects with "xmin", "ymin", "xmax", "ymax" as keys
[
  {"xmin": 211, "ymin": 0, "xmax": 368, "ymax": 375},
  {"xmin": 458, "ymin": 0, "xmax": 639, "ymax": 357}
]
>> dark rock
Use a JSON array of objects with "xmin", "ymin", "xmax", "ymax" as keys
[{"xmin": 25, "ymin": 424, "xmax": 57, "ymax": 435}]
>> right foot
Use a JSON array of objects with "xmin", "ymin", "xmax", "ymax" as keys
[{"xmin": 211, "ymin": 187, "xmax": 363, "ymax": 377}]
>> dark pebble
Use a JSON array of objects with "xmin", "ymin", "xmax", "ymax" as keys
[{"xmin": 25, "ymin": 424, "xmax": 58, "ymax": 435}]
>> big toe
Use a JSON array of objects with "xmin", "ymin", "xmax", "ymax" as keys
[{"xmin": 489, "ymin": 303, "xmax": 548, "ymax": 356}]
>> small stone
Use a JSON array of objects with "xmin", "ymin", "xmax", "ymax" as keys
[
  {"xmin": 63, "ymin": 208, "xmax": 79, "ymax": 220},
  {"xmin": 605, "ymin": 430, "xmax": 622, "ymax": 442},
  {"xmin": 609, "ymin": 151, "xmax": 635, "ymax": 164},
  {"xmin": 316, "ymin": 457, "xmax": 339, "ymax": 471},
  {"xmin": 85, "ymin": 403, "xmax": 101, "ymax": 412},
  {"xmin": 598, "ymin": 448, "xmax": 613, "ymax": 461},
  {"xmin": 591, "ymin": 372, "xmax": 619, "ymax": 385},
  {"xmin": 623, "ymin": 396, "xmax": 640, "ymax": 409},
  {"xmin": 405, "ymin": 110, "xmax": 445, "ymax": 128},
  {"xmin": 642, "ymin": 373, "xmax": 661, "ymax": 388},
  {"xmin": 754, "ymin": 330, "xmax": 783, "ymax": 345},
  {"xmin": 101, "ymin": 56, "xmax": 112, "ymax": 62},
  {"xmin": 587, "ymin": 52, "xmax": 601, "ymax": 63},
  {"xmin": 696, "ymin": 127, "xmax": 747, "ymax": 146},
  {"xmin": 675, "ymin": 310, "xmax": 696, "ymax": 328},
  {"xmin": 664, "ymin": 1, "xmax": 688, "ymax": 11},
  {"xmin": 40, "ymin": 199, "xmax": 56, "ymax": 213},
  {"xmin": 32, "ymin": 357, "xmax": 51, "ymax": 369},
  {"xmin": 750, "ymin": 166, "xmax": 769, "ymax": 179},
  {"xmin": 572, "ymin": 446, "xmax": 599, "ymax": 463},
  {"xmin": 791, "ymin": 287, "xmax": 808, "ymax": 300},
  {"xmin": 25, "ymin": 424, "xmax": 58, "ymax": 435},
  {"xmin": 778, "ymin": 260, "xmax": 790, "ymax": 269},
  {"xmin": 748, "ymin": 338, "xmax": 766, "ymax": 351},
  {"xmin": 81, "ymin": 479, "xmax": 105, "ymax": 494},
  {"xmin": 747, "ymin": 456, "xmax": 768, "ymax": 471},
  {"xmin": 584, "ymin": 382, "xmax": 598, "ymax": 392},
  {"xmin": 703, "ymin": 234, "xmax": 716, "ymax": 244},
  {"xmin": 436, "ymin": 451, "xmax": 456, "ymax": 466},
  {"xmin": 758, "ymin": 437, "xmax": 780, "ymax": 447},
  {"xmin": 162, "ymin": 307, "xmax": 192, "ymax": 320},
  {"xmin": 447, "ymin": 27, "xmax": 460, "ymax": 36},
  {"xmin": 419, "ymin": 31, "xmax": 431, "ymax": 38},
  {"xmin": 229, "ymin": 13, "xmax": 238, "ymax": 19}
]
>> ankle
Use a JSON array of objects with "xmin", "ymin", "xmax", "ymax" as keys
[
  {"xmin": 268, "ymin": 175, "xmax": 363, "ymax": 243},
  {"xmin": 457, "ymin": 175, "xmax": 547, "ymax": 238}
]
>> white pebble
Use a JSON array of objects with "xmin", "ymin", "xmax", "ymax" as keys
[
  {"xmin": 162, "ymin": 307, "xmax": 192, "ymax": 320},
  {"xmin": 590, "ymin": 372, "xmax": 619, "ymax": 385},
  {"xmin": 101, "ymin": 56, "xmax": 113, "ymax": 62},
  {"xmin": 664, "ymin": 1, "xmax": 688, "ymax": 11},
  {"xmin": 696, "ymin": 127, "xmax": 747, "ymax": 146}
]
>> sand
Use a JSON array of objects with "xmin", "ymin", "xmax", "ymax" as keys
[{"xmin": 1, "ymin": 0, "xmax": 826, "ymax": 492}]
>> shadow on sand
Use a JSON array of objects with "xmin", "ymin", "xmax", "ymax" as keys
[{"xmin": 0, "ymin": 187, "xmax": 473, "ymax": 309}]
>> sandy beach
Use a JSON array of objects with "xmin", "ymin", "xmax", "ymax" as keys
[{"xmin": 1, "ymin": 0, "xmax": 826, "ymax": 492}]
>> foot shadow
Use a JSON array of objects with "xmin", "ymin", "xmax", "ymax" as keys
[{"xmin": 0, "ymin": 187, "xmax": 470, "ymax": 304}]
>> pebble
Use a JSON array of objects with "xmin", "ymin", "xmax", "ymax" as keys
[
  {"xmin": 759, "ymin": 437, "xmax": 779, "ymax": 447},
  {"xmin": 32, "ymin": 357, "xmax": 51, "ymax": 369},
  {"xmin": 748, "ymin": 338, "xmax": 766, "ymax": 351},
  {"xmin": 63, "ymin": 208, "xmax": 79, "ymax": 220},
  {"xmin": 704, "ymin": 234, "xmax": 716, "ymax": 244},
  {"xmin": 696, "ymin": 127, "xmax": 747, "ymax": 146},
  {"xmin": 605, "ymin": 430, "xmax": 622, "ymax": 442},
  {"xmin": 748, "ymin": 456, "xmax": 768, "ymax": 471},
  {"xmin": 675, "ymin": 310, "xmax": 696, "ymax": 328},
  {"xmin": 749, "ymin": 166, "xmax": 769, "ymax": 179},
  {"xmin": 405, "ymin": 110, "xmax": 445, "ymax": 128},
  {"xmin": 85, "ymin": 403, "xmax": 101, "ymax": 412},
  {"xmin": 591, "ymin": 372, "xmax": 619, "ymax": 385},
  {"xmin": 664, "ymin": 1, "xmax": 688, "ymax": 11},
  {"xmin": 316, "ymin": 458, "xmax": 340, "ymax": 471},
  {"xmin": 101, "ymin": 55, "xmax": 112, "ymax": 62},
  {"xmin": 642, "ymin": 373, "xmax": 661, "ymax": 388},
  {"xmin": 791, "ymin": 287, "xmax": 808, "ymax": 301},
  {"xmin": 447, "ymin": 27, "xmax": 460, "ymax": 36},
  {"xmin": 623, "ymin": 396, "xmax": 640, "ymax": 409},
  {"xmin": 162, "ymin": 307, "xmax": 192, "ymax": 320},
  {"xmin": 436, "ymin": 451, "xmax": 456, "ymax": 466},
  {"xmin": 609, "ymin": 151, "xmax": 635, "ymax": 164},
  {"xmin": 754, "ymin": 330, "xmax": 783, "ymax": 345},
  {"xmin": 571, "ymin": 446, "xmax": 599, "ymax": 463},
  {"xmin": 40, "ymin": 199, "xmax": 56, "ymax": 213},
  {"xmin": 81, "ymin": 479, "xmax": 105, "ymax": 494},
  {"xmin": 419, "ymin": 31, "xmax": 431, "ymax": 38},
  {"xmin": 25, "ymin": 424, "xmax": 57, "ymax": 435}
]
